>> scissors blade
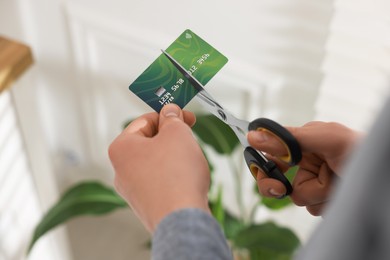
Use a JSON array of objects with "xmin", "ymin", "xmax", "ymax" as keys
[
  {"xmin": 161, "ymin": 50, "xmax": 251, "ymax": 147},
  {"xmin": 195, "ymin": 94, "xmax": 251, "ymax": 147},
  {"xmin": 161, "ymin": 49, "xmax": 204, "ymax": 93}
]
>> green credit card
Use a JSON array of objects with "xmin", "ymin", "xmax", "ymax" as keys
[{"xmin": 129, "ymin": 29, "xmax": 228, "ymax": 112}]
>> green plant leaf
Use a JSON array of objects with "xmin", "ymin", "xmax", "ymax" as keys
[
  {"xmin": 233, "ymin": 222, "xmax": 300, "ymax": 258},
  {"xmin": 192, "ymin": 114, "xmax": 239, "ymax": 154},
  {"xmin": 261, "ymin": 196, "xmax": 292, "ymax": 210},
  {"xmin": 208, "ymin": 200, "xmax": 246, "ymax": 241},
  {"xmin": 223, "ymin": 210, "xmax": 246, "ymax": 241},
  {"xmin": 125, "ymin": 114, "xmax": 239, "ymax": 154},
  {"xmin": 285, "ymin": 166, "xmax": 298, "ymax": 182},
  {"xmin": 28, "ymin": 181, "xmax": 127, "ymax": 254},
  {"xmin": 249, "ymin": 247, "xmax": 292, "ymax": 260},
  {"xmin": 210, "ymin": 185, "xmax": 224, "ymax": 226}
]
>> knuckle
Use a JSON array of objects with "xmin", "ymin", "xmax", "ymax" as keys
[
  {"xmin": 291, "ymin": 184, "xmax": 328, "ymax": 207},
  {"xmin": 290, "ymin": 186, "xmax": 312, "ymax": 206},
  {"xmin": 291, "ymin": 195, "xmax": 307, "ymax": 207},
  {"xmin": 108, "ymin": 140, "xmax": 120, "ymax": 161},
  {"xmin": 307, "ymin": 205, "xmax": 323, "ymax": 216}
]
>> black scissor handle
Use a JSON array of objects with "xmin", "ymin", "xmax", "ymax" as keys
[
  {"xmin": 244, "ymin": 118, "xmax": 302, "ymax": 197},
  {"xmin": 244, "ymin": 147, "xmax": 293, "ymax": 196},
  {"xmin": 248, "ymin": 118, "xmax": 302, "ymax": 165}
]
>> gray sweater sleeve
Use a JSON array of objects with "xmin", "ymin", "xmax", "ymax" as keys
[{"xmin": 152, "ymin": 208, "xmax": 233, "ymax": 260}]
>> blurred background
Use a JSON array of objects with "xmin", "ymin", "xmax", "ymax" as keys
[{"xmin": 1, "ymin": 0, "xmax": 390, "ymax": 259}]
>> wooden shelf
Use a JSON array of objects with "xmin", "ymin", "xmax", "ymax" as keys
[{"xmin": 0, "ymin": 36, "xmax": 33, "ymax": 93}]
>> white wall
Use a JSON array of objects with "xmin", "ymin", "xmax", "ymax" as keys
[
  {"xmin": 252, "ymin": 0, "xmax": 334, "ymax": 125},
  {"xmin": 315, "ymin": 0, "xmax": 390, "ymax": 130}
]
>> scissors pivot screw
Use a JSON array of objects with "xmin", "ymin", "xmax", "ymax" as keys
[{"xmin": 218, "ymin": 110, "xmax": 227, "ymax": 121}]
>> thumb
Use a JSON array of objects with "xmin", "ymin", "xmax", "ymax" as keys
[
  {"xmin": 248, "ymin": 130, "xmax": 288, "ymax": 157},
  {"xmin": 158, "ymin": 104, "xmax": 185, "ymax": 131}
]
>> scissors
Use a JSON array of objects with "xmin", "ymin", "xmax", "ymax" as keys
[{"xmin": 162, "ymin": 50, "xmax": 302, "ymax": 197}]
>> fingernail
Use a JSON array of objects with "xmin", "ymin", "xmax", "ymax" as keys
[
  {"xmin": 163, "ymin": 104, "xmax": 180, "ymax": 117},
  {"xmin": 269, "ymin": 188, "xmax": 284, "ymax": 197},
  {"xmin": 252, "ymin": 131, "xmax": 268, "ymax": 143}
]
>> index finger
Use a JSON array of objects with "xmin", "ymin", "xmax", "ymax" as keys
[
  {"xmin": 256, "ymin": 168, "xmax": 288, "ymax": 198},
  {"xmin": 254, "ymin": 155, "xmax": 290, "ymax": 198},
  {"xmin": 123, "ymin": 112, "xmax": 159, "ymax": 137}
]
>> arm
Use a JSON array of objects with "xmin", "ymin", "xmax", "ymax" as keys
[
  {"xmin": 108, "ymin": 104, "xmax": 232, "ymax": 259},
  {"xmin": 109, "ymin": 104, "xmax": 209, "ymax": 232}
]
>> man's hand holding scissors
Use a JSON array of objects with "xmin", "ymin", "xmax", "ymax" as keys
[{"xmin": 248, "ymin": 122, "xmax": 361, "ymax": 216}]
